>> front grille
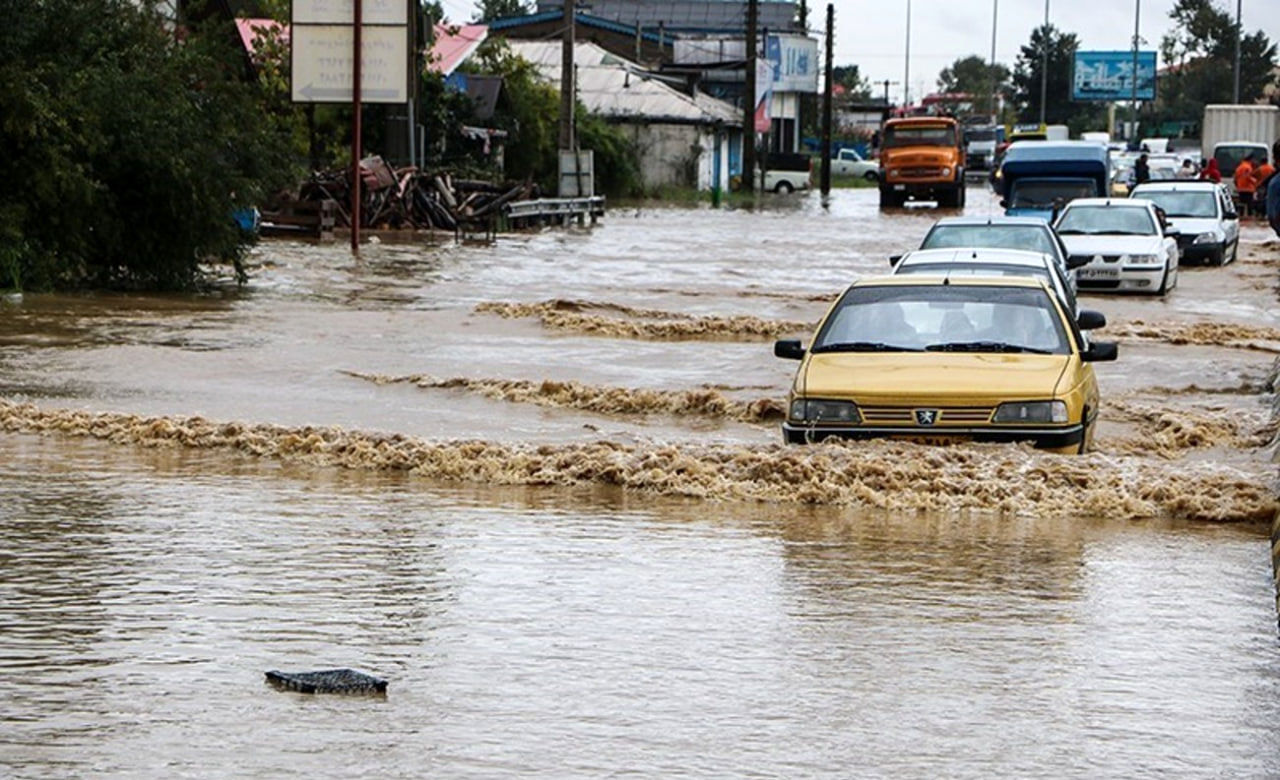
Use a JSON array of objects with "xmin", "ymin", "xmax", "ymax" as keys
[
  {"xmin": 1070, "ymin": 254, "xmax": 1122, "ymax": 265},
  {"xmin": 858, "ymin": 406, "xmax": 995, "ymax": 425},
  {"xmin": 900, "ymin": 167, "xmax": 944, "ymax": 178}
]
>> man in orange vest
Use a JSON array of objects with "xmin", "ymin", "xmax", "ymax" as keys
[
  {"xmin": 1251, "ymin": 154, "xmax": 1275, "ymax": 215},
  {"xmin": 1234, "ymin": 153, "xmax": 1257, "ymax": 216}
]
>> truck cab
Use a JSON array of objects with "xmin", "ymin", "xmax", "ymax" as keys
[
  {"xmin": 964, "ymin": 125, "xmax": 1003, "ymax": 171},
  {"xmin": 878, "ymin": 117, "xmax": 966, "ymax": 208},
  {"xmin": 996, "ymin": 141, "xmax": 1110, "ymax": 222}
]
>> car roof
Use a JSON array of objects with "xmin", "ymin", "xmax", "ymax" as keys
[
  {"xmin": 853, "ymin": 275, "xmax": 1048, "ymax": 290},
  {"xmin": 929, "ymin": 216, "xmax": 1052, "ymax": 228},
  {"xmin": 1130, "ymin": 181, "xmax": 1219, "ymax": 192},
  {"xmin": 899, "ymin": 248, "xmax": 1051, "ymax": 268},
  {"xmin": 1061, "ymin": 197, "xmax": 1150, "ymax": 208}
]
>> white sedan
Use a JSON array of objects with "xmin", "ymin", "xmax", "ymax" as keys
[
  {"xmin": 1129, "ymin": 181, "xmax": 1239, "ymax": 265},
  {"xmin": 1053, "ymin": 198, "xmax": 1180, "ymax": 295},
  {"xmin": 830, "ymin": 148, "xmax": 879, "ymax": 180}
]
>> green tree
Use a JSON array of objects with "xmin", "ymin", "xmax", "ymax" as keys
[
  {"xmin": 832, "ymin": 65, "xmax": 874, "ymax": 101},
  {"xmin": 465, "ymin": 39, "xmax": 559, "ymax": 188},
  {"xmin": 476, "ymin": 0, "xmax": 529, "ymax": 22},
  {"xmin": 1011, "ymin": 24, "xmax": 1105, "ymax": 133},
  {"xmin": 936, "ymin": 55, "xmax": 1010, "ymax": 116},
  {"xmin": 0, "ymin": 0, "xmax": 295, "ymax": 291},
  {"xmin": 1157, "ymin": 0, "xmax": 1278, "ymax": 123}
]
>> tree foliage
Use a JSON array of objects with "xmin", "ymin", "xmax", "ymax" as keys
[
  {"xmin": 1157, "ymin": 0, "xmax": 1279, "ymax": 122},
  {"xmin": 475, "ymin": 0, "xmax": 530, "ymax": 22},
  {"xmin": 1011, "ymin": 24, "xmax": 1105, "ymax": 133},
  {"xmin": 936, "ymin": 55, "xmax": 1010, "ymax": 116},
  {"xmin": 832, "ymin": 65, "xmax": 874, "ymax": 101},
  {"xmin": 0, "ymin": 0, "xmax": 295, "ymax": 291}
]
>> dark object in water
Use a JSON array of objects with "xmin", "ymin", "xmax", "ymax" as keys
[{"xmin": 265, "ymin": 668, "xmax": 388, "ymax": 695}]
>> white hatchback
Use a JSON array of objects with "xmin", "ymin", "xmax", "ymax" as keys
[
  {"xmin": 1053, "ymin": 198, "xmax": 1180, "ymax": 295},
  {"xmin": 1129, "ymin": 181, "xmax": 1240, "ymax": 265}
]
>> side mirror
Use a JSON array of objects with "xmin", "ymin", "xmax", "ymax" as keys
[
  {"xmin": 1076, "ymin": 310, "xmax": 1107, "ymax": 330},
  {"xmin": 1082, "ymin": 341, "xmax": 1118, "ymax": 362},
  {"xmin": 774, "ymin": 339, "xmax": 806, "ymax": 360},
  {"xmin": 1065, "ymin": 253, "xmax": 1091, "ymax": 270},
  {"xmin": 1164, "ymin": 227, "xmax": 1181, "ymax": 237},
  {"xmin": 1225, "ymin": 210, "xmax": 1239, "ymax": 220},
  {"xmin": 889, "ymin": 254, "xmax": 903, "ymax": 266}
]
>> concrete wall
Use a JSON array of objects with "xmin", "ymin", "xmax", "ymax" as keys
[{"xmin": 619, "ymin": 123, "xmax": 738, "ymax": 191}]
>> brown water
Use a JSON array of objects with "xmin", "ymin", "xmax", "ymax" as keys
[{"xmin": 2, "ymin": 187, "xmax": 1280, "ymax": 777}]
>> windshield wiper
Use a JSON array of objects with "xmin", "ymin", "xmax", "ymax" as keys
[
  {"xmin": 811, "ymin": 341, "xmax": 922, "ymax": 353},
  {"xmin": 925, "ymin": 341, "xmax": 1054, "ymax": 354},
  {"xmin": 1055, "ymin": 229, "xmax": 1088, "ymax": 234}
]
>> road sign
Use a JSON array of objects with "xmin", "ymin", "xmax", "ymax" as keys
[
  {"xmin": 291, "ymin": 24, "xmax": 409, "ymax": 104},
  {"xmin": 293, "ymin": 0, "xmax": 407, "ymax": 25},
  {"xmin": 1072, "ymin": 51, "xmax": 1158, "ymax": 102}
]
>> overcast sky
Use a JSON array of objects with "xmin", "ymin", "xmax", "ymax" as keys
[{"xmin": 437, "ymin": 0, "xmax": 1280, "ymax": 105}]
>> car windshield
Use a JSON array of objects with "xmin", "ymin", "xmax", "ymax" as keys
[
  {"xmin": 1009, "ymin": 180, "xmax": 1097, "ymax": 209},
  {"xmin": 921, "ymin": 225, "xmax": 1058, "ymax": 257},
  {"xmin": 813, "ymin": 285, "xmax": 1069, "ymax": 355},
  {"xmin": 1056, "ymin": 205, "xmax": 1156, "ymax": 235},
  {"xmin": 1131, "ymin": 190, "xmax": 1217, "ymax": 218},
  {"xmin": 884, "ymin": 125, "xmax": 956, "ymax": 148},
  {"xmin": 897, "ymin": 263, "xmax": 1050, "ymax": 284}
]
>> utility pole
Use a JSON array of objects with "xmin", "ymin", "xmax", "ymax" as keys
[
  {"xmin": 743, "ymin": 0, "xmax": 758, "ymax": 192},
  {"xmin": 903, "ymin": 0, "xmax": 911, "ymax": 107},
  {"xmin": 799, "ymin": 0, "xmax": 808, "ymax": 30},
  {"xmin": 559, "ymin": 0, "xmax": 576, "ymax": 151},
  {"xmin": 820, "ymin": 3, "xmax": 834, "ymax": 201},
  {"xmin": 1130, "ymin": 0, "xmax": 1140, "ymax": 142},
  {"xmin": 351, "ymin": 0, "xmax": 362, "ymax": 255},
  {"xmin": 988, "ymin": 0, "xmax": 998, "ymax": 124},
  {"xmin": 1039, "ymin": 0, "xmax": 1049, "ymax": 126},
  {"xmin": 1233, "ymin": 0, "xmax": 1242, "ymax": 103},
  {"xmin": 881, "ymin": 79, "xmax": 899, "ymax": 105}
]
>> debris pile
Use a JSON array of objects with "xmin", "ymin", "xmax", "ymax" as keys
[{"xmin": 264, "ymin": 156, "xmax": 536, "ymax": 235}]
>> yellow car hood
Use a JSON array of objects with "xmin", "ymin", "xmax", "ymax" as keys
[{"xmin": 801, "ymin": 352, "xmax": 1071, "ymax": 404}]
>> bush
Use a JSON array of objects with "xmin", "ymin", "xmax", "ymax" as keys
[{"xmin": 0, "ymin": 0, "xmax": 295, "ymax": 290}]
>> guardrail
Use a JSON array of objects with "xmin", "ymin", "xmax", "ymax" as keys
[{"xmin": 505, "ymin": 196, "xmax": 606, "ymax": 227}]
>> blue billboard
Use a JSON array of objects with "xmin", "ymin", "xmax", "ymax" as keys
[{"xmin": 1072, "ymin": 51, "xmax": 1157, "ymax": 101}]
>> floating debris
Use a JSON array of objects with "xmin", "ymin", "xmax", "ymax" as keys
[{"xmin": 265, "ymin": 668, "xmax": 388, "ymax": 695}]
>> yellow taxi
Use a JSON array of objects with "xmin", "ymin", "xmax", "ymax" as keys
[{"xmin": 774, "ymin": 276, "xmax": 1117, "ymax": 454}]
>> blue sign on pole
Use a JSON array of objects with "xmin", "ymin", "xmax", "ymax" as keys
[{"xmin": 1072, "ymin": 51, "xmax": 1157, "ymax": 101}]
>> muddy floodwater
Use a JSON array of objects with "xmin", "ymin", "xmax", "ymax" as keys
[{"xmin": 3, "ymin": 187, "xmax": 1280, "ymax": 776}]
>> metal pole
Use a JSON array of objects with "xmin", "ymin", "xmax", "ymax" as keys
[
  {"xmin": 744, "ymin": 0, "xmax": 758, "ymax": 192},
  {"xmin": 1039, "ymin": 0, "xmax": 1049, "ymax": 126},
  {"xmin": 904, "ymin": 0, "xmax": 911, "ymax": 107},
  {"xmin": 989, "ymin": 0, "xmax": 998, "ymax": 123},
  {"xmin": 1130, "ymin": 0, "xmax": 1140, "ymax": 143},
  {"xmin": 351, "ymin": 0, "xmax": 362, "ymax": 256},
  {"xmin": 1233, "ymin": 0, "xmax": 1242, "ymax": 103},
  {"xmin": 820, "ymin": 3, "xmax": 834, "ymax": 201},
  {"xmin": 559, "ymin": 0, "xmax": 576, "ymax": 151}
]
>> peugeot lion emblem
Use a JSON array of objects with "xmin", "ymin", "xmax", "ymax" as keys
[{"xmin": 914, "ymin": 409, "xmax": 938, "ymax": 426}]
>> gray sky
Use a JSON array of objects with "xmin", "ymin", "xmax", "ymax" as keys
[
  {"xmin": 437, "ymin": 0, "xmax": 1280, "ymax": 105},
  {"xmin": 831, "ymin": 0, "xmax": 1280, "ymax": 104}
]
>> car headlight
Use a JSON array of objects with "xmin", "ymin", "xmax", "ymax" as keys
[
  {"xmin": 1124, "ymin": 253, "xmax": 1162, "ymax": 266},
  {"xmin": 993, "ymin": 401, "xmax": 1068, "ymax": 424},
  {"xmin": 1193, "ymin": 231, "xmax": 1221, "ymax": 244},
  {"xmin": 789, "ymin": 399, "xmax": 861, "ymax": 424},
  {"xmin": 940, "ymin": 167, "xmax": 951, "ymax": 177}
]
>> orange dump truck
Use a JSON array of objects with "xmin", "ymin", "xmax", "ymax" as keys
[{"xmin": 878, "ymin": 117, "xmax": 967, "ymax": 208}]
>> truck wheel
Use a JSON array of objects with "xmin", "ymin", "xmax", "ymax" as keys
[
  {"xmin": 878, "ymin": 188, "xmax": 898, "ymax": 208},
  {"xmin": 774, "ymin": 181, "xmax": 794, "ymax": 194},
  {"xmin": 863, "ymin": 171, "xmax": 879, "ymax": 182},
  {"xmin": 937, "ymin": 188, "xmax": 959, "ymax": 208},
  {"xmin": 956, "ymin": 183, "xmax": 967, "ymax": 208}
]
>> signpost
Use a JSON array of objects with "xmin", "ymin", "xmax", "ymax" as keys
[
  {"xmin": 292, "ymin": 0, "xmax": 411, "ymax": 254},
  {"xmin": 1071, "ymin": 50, "xmax": 1157, "ymax": 102}
]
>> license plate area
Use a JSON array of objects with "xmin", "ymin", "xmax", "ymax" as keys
[{"xmin": 1077, "ymin": 266, "xmax": 1120, "ymax": 279}]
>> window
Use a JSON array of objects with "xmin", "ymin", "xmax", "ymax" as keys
[
  {"xmin": 883, "ymin": 125, "xmax": 957, "ymax": 148},
  {"xmin": 1055, "ymin": 206, "xmax": 1156, "ymax": 236}
]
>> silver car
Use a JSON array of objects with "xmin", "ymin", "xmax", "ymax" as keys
[{"xmin": 890, "ymin": 247, "xmax": 1081, "ymax": 317}]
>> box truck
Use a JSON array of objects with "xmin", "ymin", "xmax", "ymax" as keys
[{"xmin": 1201, "ymin": 104, "xmax": 1280, "ymax": 192}]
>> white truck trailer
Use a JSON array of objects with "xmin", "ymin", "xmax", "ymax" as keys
[{"xmin": 1201, "ymin": 104, "xmax": 1280, "ymax": 191}]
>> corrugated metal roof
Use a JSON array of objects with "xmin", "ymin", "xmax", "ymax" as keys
[{"xmin": 509, "ymin": 40, "xmax": 739, "ymax": 126}]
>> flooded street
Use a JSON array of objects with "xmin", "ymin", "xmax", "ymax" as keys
[{"xmin": 3, "ymin": 186, "xmax": 1280, "ymax": 776}]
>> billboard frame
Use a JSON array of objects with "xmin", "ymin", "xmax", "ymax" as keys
[{"xmin": 1071, "ymin": 50, "xmax": 1157, "ymax": 102}]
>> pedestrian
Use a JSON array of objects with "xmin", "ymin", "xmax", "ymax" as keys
[
  {"xmin": 1200, "ymin": 157, "xmax": 1222, "ymax": 183},
  {"xmin": 1234, "ymin": 153, "xmax": 1257, "ymax": 216},
  {"xmin": 1176, "ymin": 158, "xmax": 1197, "ymax": 179},
  {"xmin": 1251, "ymin": 154, "xmax": 1275, "ymax": 215},
  {"xmin": 1133, "ymin": 153, "xmax": 1150, "ymax": 186},
  {"xmin": 1268, "ymin": 141, "xmax": 1280, "ymax": 238}
]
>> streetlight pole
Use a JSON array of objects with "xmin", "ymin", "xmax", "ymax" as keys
[
  {"xmin": 904, "ymin": 0, "xmax": 911, "ymax": 107},
  {"xmin": 988, "ymin": 0, "xmax": 998, "ymax": 123},
  {"xmin": 1130, "ymin": 0, "xmax": 1140, "ymax": 143},
  {"xmin": 1233, "ymin": 0, "xmax": 1242, "ymax": 103},
  {"xmin": 1039, "ymin": 0, "xmax": 1049, "ymax": 126}
]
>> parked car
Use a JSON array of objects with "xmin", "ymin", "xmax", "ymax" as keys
[
  {"xmin": 890, "ymin": 247, "xmax": 1079, "ymax": 316},
  {"xmin": 758, "ymin": 152, "xmax": 812, "ymax": 194},
  {"xmin": 830, "ymin": 148, "xmax": 878, "ymax": 180},
  {"xmin": 1054, "ymin": 198, "xmax": 1180, "ymax": 294},
  {"xmin": 1129, "ymin": 181, "xmax": 1239, "ymax": 265},
  {"xmin": 912, "ymin": 215, "xmax": 1087, "ymax": 284},
  {"xmin": 773, "ymin": 276, "xmax": 1115, "ymax": 453}
]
